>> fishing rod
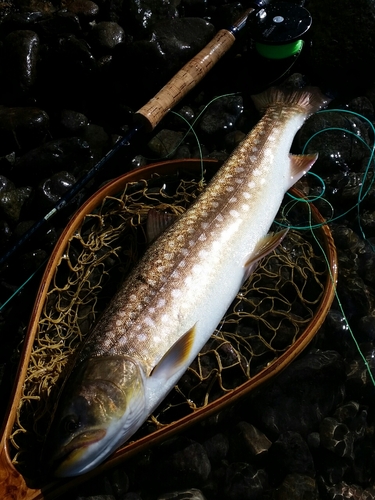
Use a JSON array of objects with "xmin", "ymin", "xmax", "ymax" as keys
[{"xmin": 0, "ymin": 3, "xmax": 266, "ymax": 269}]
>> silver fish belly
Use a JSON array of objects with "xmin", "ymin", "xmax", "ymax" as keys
[{"xmin": 45, "ymin": 86, "xmax": 330, "ymax": 476}]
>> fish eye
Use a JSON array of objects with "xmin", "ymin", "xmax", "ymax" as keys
[{"xmin": 61, "ymin": 415, "xmax": 80, "ymax": 434}]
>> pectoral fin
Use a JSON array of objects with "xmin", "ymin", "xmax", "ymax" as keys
[
  {"xmin": 244, "ymin": 229, "xmax": 288, "ymax": 280},
  {"xmin": 150, "ymin": 324, "xmax": 197, "ymax": 380},
  {"xmin": 288, "ymin": 153, "xmax": 318, "ymax": 189}
]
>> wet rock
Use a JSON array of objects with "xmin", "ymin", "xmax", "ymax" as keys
[
  {"xmin": 130, "ymin": 154, "xmax": 148, "ymax": 169},
  {"xmin": 14, "ymin": 137, "xmax": 93, "ymax": 182},
  {"xmin": 298, "ymin": 111, "xmax": 370, "ymax": 178},
  {"xmin": 154, "ymin": 438, "xmax": 211, "ymax": 490},
  {"xmin": 275, "ymin": 473, "xmax": 319, "ymax": 500},
  {"xmin": 0, "ymin": 175, "xmax": 15, "ymax": 193},
  {"xmin": 229, "ymin": 422, "xmax": 271, "ymax": 464},
  {"xmin": 0, "ymin": 186, "xmax": 33, "ymax": 223},
  {"xmin": 322, "ymin": 480, "xmax": 375, "ymax": 500},
  {"xmin": 81, "ymin": 124, "xmax": 109, "ymax": 163},
  {"xmin": 36, "ymin": 10, "xmax": 82, "ymax": 36},
  {"xmin": 89, "ymin": 21, "xmax": 125, "ymax": 50},
  {"xmin": 250, "ymin": 350, "xmax": 346, "ymax": 437},
  {"xmin": 268, "ymin": 432, "xmax": 315, "ymax": 483},
  {"xmin": 203, "ymin": 433, "xmax": 229, "ymax": 464},
  {"xmin": 124, "ymin": 0, "xmax": 179, "ymax": 36},
  {"xmin": 20, "ymin": 248, "xmax": 48, "ymax": 273},
  {"xmin": 63, "ymin": 0, "xmax": 99, "ymax": 20},
  {"xmin": 309, "ymin": 0, "xmax": 375, "ymax": 93},
  {"xmin": 3, "ymin": 29, "xmax": 39, "ymax": 95},
  {"xmin": 337, "ymin": 274, "xmax": 373, "ymax": 319},
  {"xmin": 60, "ymin": 109, "xmax": 88, "ymax": 136},
  {"xmin": 0, "ymin": 220, "xmax": 12, "ymax": 248},
  {"xmin": 37, "ymin": 171, "xmax": 77, "ymax": 209},
  {"xmin": 148, "ymin": 129, "xmax": 184, "ymax": 158},
  {"xmin": 54, "ymin": 34, "xmax": 96, "ymax": 73},
  {"xmin": 0, "ymin": 107, "xmax": 49, "ymax": 154},
  {"xmin": 346, "ymin": 350, "xmax": 375, "ymax": 405},
  {"xmin": 198, "ymin": 95, "xmax": 244, "ymax": 138},
  {"xmin": 320, "ymin": 417, "xmax": 354, "ymax": 458},
  {"xmin": 220, "ymin": 463, "xmax": 266, "ymax": 500},
  {"xmin": 157, "ymin": 489, "xmax": 207, "ymax": 500}
]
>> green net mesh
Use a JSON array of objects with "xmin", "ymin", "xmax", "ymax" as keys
[{"xmin": 9, "ymin": 168, "xmax": 329, "ymax": 478}]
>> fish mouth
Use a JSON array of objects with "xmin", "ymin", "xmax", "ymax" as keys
[{"xmin": 51, "ymin": 428, "xmax": 107, "ymax": 477}]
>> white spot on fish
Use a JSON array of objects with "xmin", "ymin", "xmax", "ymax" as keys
[
  {"xmin": 157, "ymin": 266, "xmax": 165, "ymax": 273},
  {"xmin": 229, "ymin": 197, "xmax": 237, "ymax": 203},
  {"xmin": 144, "ymin": 317, "xmax": 155, "ymax": 327},
  {"xmin": 226, "ymin": 186, "xmax": 234, "ymax": 192},
  {"xmin": 181, "ymin": 248, "xmax": 189, "ymax": 256},
  {"xmin": 116, "ymin": 319, "xmax": 122, "ymax": 327},
  {"xmin": 130, "ymin": 294, "xmax": 137, "ymax": 301},
  {"xmin": 216, "ymin": 214, "xmax": 224, "ymax": 222},
  {"xmin": 199, "ymin": 249, "xmax": 209, "ymax": 258},
  {"xmin": 242, "ymin": 204, "xmax": 250, "ymax": 212},
  {"xmin": 235, "ymin": 178, "xmax": 242, "ymax": 184},
  {"xmin": 199, "ymin": 233, "xmax": 207, "ymax": 241},
  {"xmin": 138, "ymin": 333, "xmax": 147, "ymax": 342},
  {"xmin": 157, "ymin": 298, "xmax": 166, "ymax": 308},
  {"xmin": 164, "ymin": 253, "xmax": 173, "ymax": 260},
  {"xmin": 149, "ymin": 307, "xmax": 155, "ymax": 313},
  {"xmin": 230, "ymin": 210, "xmax": 240, "ymax": 218},
  {"xmin": 253, "ymin": 168, "xmax": 261, "ymax": 176},
  {"xmin": 249, "ymin": 155, "xmax": 257, "ymax": 162},
  {"xmin": 201, "ymin": 222, "xmax": 209, "ymax": 230},
  {"xmin": 161, "ymin": 314, "xmax": 169, "ymax": 323},
  {"xmin": 235, "ymin": 166, "xmax": 244, "ymax": 173},
  {"xmin": 248, "ymin": 181, "xmax": 256, "ymax": 189},
  {"xmin": 212, "ymin": 201, "xmax": 219, "ymax": 208},
  {"xmin": 189, "ymin": 240, "xmax": 195, "ymax": 247},
  {"xmin": 260, "ymin": 178, "xmax": 266, "ymax": 185},
  {"xmin": 243, "ymin": 192, "xmax": 251, "ymax": 199},
  {"xmin": 171, "ymin": 289, "xmax": 182, "ymax": 298}
]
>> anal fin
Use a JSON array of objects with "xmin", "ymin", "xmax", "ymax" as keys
[
  {"xmin": 244, "ymin": 229, "xmax": 288, "ymax": 280},
  {"xmin": 147, "ymin": 209, "xmax": 179, "ymax": 244}
]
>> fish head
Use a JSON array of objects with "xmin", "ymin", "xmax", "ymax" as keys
[{"xmin": 45, "ymin": 355, "xmax": 146, "ymax": 477}]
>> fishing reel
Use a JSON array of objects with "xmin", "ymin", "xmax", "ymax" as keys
[{"xmin": 245, "ymin": 1, "xmax": 313, "ymax": 89}]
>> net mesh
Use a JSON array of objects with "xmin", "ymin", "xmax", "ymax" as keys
[{"xmin": 9, "ymin": 169, "xmax": 328, "ymax": 477}]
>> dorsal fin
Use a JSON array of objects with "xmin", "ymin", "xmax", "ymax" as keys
[{"xmin": 146, "ymin": 209, "xmax": 178, "ymax": 243}]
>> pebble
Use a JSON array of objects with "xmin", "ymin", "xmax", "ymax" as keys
[
  {"xmin": 157, "ymin": 489, "xmax": 207, "ymax": 500},
  {"xmin": 275, "ymin": 473, "xmax": 319, "ymax": 500},
  {"xmin": 89, "ymin": 21, "xmax": 125, "ymax": 50},
  {"xmin": 3, "ymin": 29, "xmax": 39, "ymax": 95},
  {"xmin": 0, "ymin": 107, "xmax": 49, "ymax": 154}
]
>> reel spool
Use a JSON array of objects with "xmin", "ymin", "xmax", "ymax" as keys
[{"xmin": 246, "ymin": 1, "xmax": 312, "ymax": 87}]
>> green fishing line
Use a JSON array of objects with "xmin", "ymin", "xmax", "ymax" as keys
[
  {"xmin": 280, "ymin": 108, "xmax": 375, "ymax": 387},
  {"xmin": 256, "ymin": 39, "xmax": 304, "ymax": 60}
]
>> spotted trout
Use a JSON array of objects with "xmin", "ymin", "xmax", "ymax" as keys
[{"xmin": 45, "ymin": 86, "xmax": 329, "ymax": 476}]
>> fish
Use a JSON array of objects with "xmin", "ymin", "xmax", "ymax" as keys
[{"xmin": 44, "ymin": 85, "xmax": 330, "ymax": 477}]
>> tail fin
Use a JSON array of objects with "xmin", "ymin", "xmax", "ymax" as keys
[{"xmin": 251, "ymin": 86, "xmax": 331, "ymax": 116}]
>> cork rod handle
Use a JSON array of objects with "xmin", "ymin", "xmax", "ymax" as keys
[{"xmin": 134, "ymin": 29, "xmax": 236, "ymax": 131}]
